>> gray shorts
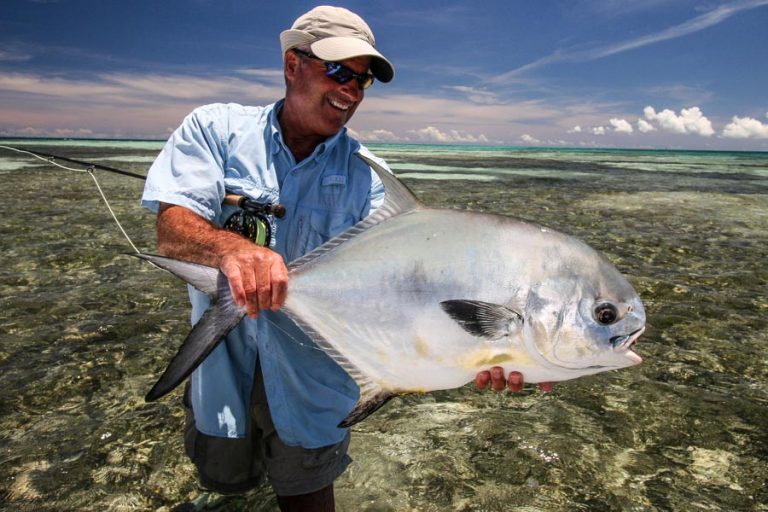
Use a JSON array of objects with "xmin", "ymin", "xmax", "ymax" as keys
[{"xmin": 183, "ymin": 364, "xmax": 352, "ymax": 497}]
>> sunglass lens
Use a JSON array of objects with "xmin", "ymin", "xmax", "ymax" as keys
[
  {"xmin": 323, "ymin": 62, "xmax": 373, "ymax": 89},
  {"xmin": 359, "ymin": 76, "xmax": 373, "ymax": 89},
  {"xmin": 324, "ymin": 63, "xmax": 351, "ymax": 83}
]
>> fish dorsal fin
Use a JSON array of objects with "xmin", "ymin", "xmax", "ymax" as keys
[
  {"xmin": 287, "ymin": 152, "xmax": 421, "ymax": 272},
  {"xmin": 440, "ymin": 300, "xmax": 524, "ymax": 340},
  {"xmin": 356, "ymin": 152, "xmax": 422, "ymax": 216},
  {"xmin": 133, "ymin": 253, "xmax": 220, "ymax": 298}
]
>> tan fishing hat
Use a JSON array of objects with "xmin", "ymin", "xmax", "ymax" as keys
[{"xmin": 280, "ymin": 5, "xmax": 394, "ymax": 83}]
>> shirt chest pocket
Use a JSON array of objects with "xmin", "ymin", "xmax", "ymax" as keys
[
  {"xmin": 290, "ymin": 208, "xmax": 356, "ymax": 260},
  {"xmin": 317, "ymin": 174, "xmax": 348, "ymax": 209}
]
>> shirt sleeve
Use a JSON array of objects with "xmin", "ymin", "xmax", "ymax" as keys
[{"xmin": 141, "ymin": 104, "xmax": 229, "ymax": 222}]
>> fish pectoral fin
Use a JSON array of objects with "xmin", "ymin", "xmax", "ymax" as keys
[
  {"xmin": 338, "ymin": 389, "xmax": 397, "ymax": 428},
  {"xmin": 440, "ymin": 299, "xmax": 523, "ymax": 340}
]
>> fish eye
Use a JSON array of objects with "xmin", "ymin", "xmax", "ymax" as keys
[{"xmin": 594, "ymin": 303, "xmax": 619, "ymax": 325}]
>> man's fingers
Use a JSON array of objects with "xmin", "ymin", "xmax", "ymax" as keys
[
  {"xmin": 507, "ymin": 371, "xmax": 524, "ymax": 393},
  {"xmin": 476, "ymin": 368, "xmax": 555, "ymax": 393},
  {"xmin": 475, "ymin": 371, "xmax": 491, "ymax": 390},
  {"xmin": 220, "ymin": 249, "xmax": 288, "ymax": 315},
  {"xmin": 490, "ymin": 366, "xmax": 506, "ymax": 391},
  {"xmin": 269, "ymin": 262, "xmax": 289, "ymax": 311},
  {"xmin": 224, "ymin": 265, "xmax": 248, "ymax": 307},
  {"xmin": 254, "ymin": 281, "xmax": 272, "ymax": 312}
]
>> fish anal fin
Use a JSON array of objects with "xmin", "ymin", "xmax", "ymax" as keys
[
  {"xmin": 278, "ymin": 308, "xmax": 399, "ymax": 427},
  {"xmin": 338, "ymin": 389, "xmax": 397, "ymax": 428},
  {"xmin": 440, "ymin": 299, "xmax": 523, "ymax": 340}
]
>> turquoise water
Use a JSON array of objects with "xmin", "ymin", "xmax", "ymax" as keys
[{"xmin": 0, "ymin": 140, "xmax": 766, "ymax": 511}]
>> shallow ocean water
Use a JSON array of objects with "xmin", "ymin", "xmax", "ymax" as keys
[{"xmin": 0, "ymin": 141, "xmax": 766, "ymax": 511}]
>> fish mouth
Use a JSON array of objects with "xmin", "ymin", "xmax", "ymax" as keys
[
  {"xmin": 545, "ymin": 326, "xmax": 646, "ymax": 371},
  {"xmin": 610, "ymin": 327, "xmax": 645, "ymax": 350}
]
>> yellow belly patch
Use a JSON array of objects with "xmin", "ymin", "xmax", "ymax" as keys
[
  {"xmin": 414, "ymin": 335, "xmax": 431, "ymax": 357},
  {"xmin": 459, "ymin": 349, "xmax": 532, "ymax": 370}
]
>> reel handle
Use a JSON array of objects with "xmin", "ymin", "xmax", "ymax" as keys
[{"xmin": 224, "ymin": 194, "xmax": 286, "ymax": 218}]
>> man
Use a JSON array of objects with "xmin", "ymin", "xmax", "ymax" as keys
[{"xmin": 142, "ymin": 6, "xmax": 548, "ymax": 511}]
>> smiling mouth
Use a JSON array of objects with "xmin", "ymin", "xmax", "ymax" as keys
[
  {"xmin": 610, "ymin": 327, "xmax": 646, "ymax": 350},
  {"xmin": 328, "ymin": 97, "xmax": 353, "ymax": 111}
]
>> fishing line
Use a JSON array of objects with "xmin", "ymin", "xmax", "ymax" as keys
[
  {"xmin": 0, "ymin": 144, "xmax": 144, "ymax": 253},
  {"xmin": 2, "ymin": 145, "xmax": 318, "ymax": 352},
  {"xmin": 260, "ymin": 314, "xmax": 325, "ymax": 353}
]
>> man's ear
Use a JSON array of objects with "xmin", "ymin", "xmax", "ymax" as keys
[{"xmin": 284, "ymin": 51, "xmax": 299, "ymax": 82}]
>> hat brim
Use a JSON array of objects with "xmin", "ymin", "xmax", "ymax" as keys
[{"xmin": 281, "ymin": 29, "xmax": 394, "ymax": 83}]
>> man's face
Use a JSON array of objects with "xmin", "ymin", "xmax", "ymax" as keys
[{"xmin": 284, "ymin": 50, "xmax": 372, "ymax": 138}]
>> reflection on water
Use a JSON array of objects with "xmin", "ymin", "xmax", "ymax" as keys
[{"xmin": 0, "ymin": 141, "xmax": 766, "ymax": 511}]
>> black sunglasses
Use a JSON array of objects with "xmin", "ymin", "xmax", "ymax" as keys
[{"xmin": 292, "ymin": 49, "xmax": 374, "ymax": 90}]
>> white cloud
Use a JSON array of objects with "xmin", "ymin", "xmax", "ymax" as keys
[
  {"xmin": 0, "ymin": 49, "xmax": 32, "ymax": 62},
  {"xmin": 447, "ymin": 86, "xmax": 501, "ymax": 105},
  {"xmin": 521, "ymin": 134, "xmax": 540, "ymax": 144},
  {"xmin": 0, "ymin": 71, "xmax": 284, "ymax": 105},
  {"xmin": 0, "ymin": 68, "xmax": 576, "ymax": 142},
  {"xmin": 587, "ymin": 0, "xmax": 768, "ymax": 60},
  {"xmin": 350, "ymin": 128, "xmax": 401, "ymax": 143},
  {"xmin": 643, "ymin": 106, "xmax": 715, "ymax": 136},
  {"xmin": 722, "ymin": 116, "xmax": 768, "ymax": 139},
  {"xmin": 637, "ymin": 118, "xmax": 656, "ymax": 133},
  {"xmin": 591, "ymin": 126, "xmax": 606, "ymax": 135},
  {"xmin": 408, "ymin": 126, "xmax": 490, "ymax": 144},
  {"xmin": 493, "ymin": 0, "xmax": 768, "ymax": 81},
  {"xmin": 234, "ymin": 68, "xmax": 285, "ymax": 82},
  {"xmin": 568, "ymin": 125, "xmax": 583, "ymax": 133},
  {"xmin": 0, "ymin": 125, "xmax": 96, "ymax": 138},
  {"xmin": 610, "ymin": 118, "xmax": 633, "ymax": 134}
]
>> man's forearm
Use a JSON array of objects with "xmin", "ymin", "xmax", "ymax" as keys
[{"xmin": 156, "ymin": 203, "xmax": 256, "ymax": 267}]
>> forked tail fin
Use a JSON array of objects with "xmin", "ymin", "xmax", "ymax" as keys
[{"xmin": 132, "ymin": 254, "xmax": 246, "ymax": 401}]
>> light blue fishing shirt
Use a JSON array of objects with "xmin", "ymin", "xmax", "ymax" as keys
[{"xmin": 141, "ymin": 101, "xmax": 386, "ymax": 448}]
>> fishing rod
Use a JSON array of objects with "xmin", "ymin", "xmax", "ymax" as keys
[
  {"xmin": 0, "ymin": 144, "xmax": 286, "ymax": 248},
  {"xmin": 0, "ymin": 145, "xmax": 148, "ymax": 180}
]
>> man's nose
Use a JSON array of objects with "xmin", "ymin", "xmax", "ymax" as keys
[{"xmin": 339, "ymin": 78, "xmax": 364, "ymax": 98}]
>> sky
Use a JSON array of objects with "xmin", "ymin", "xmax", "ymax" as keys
[{"xmin": 1, "ymin": 0, "xmax": 767, "ymax": 150}]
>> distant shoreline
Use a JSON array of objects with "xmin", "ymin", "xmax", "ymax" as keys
[{"xmin": 0, "ymin": 136, "xmax": 767, "ymax": 156}]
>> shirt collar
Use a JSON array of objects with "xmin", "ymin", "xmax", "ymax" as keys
[
  {"xmin": 268, "ymin": 100, "xmax": 348, "ymax": 162},
  {"xmin": 269, "ymin": 100, "xmax": 286, "ymax": 156}
]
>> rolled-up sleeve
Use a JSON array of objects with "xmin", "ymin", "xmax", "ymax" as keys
[{"xmin": 141, "ymin": 104, "xmax": 229, "ymax": 222}]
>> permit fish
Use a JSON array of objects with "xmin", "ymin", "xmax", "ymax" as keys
[{"xmin": 136, "ymin": 154, "xmax": 645, "ymax": 427}]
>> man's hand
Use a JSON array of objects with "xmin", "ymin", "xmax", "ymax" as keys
[
  {"xmin": 475, "ymin": 366, "xmax": 553, "ymax": 393},
  {"xmin": 220, "ymin": 248, "xmax": 288, "ymax": 318},
  {"xmin": 156, "ymin": 203, "xmax": 289, "ymax": 318}
]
